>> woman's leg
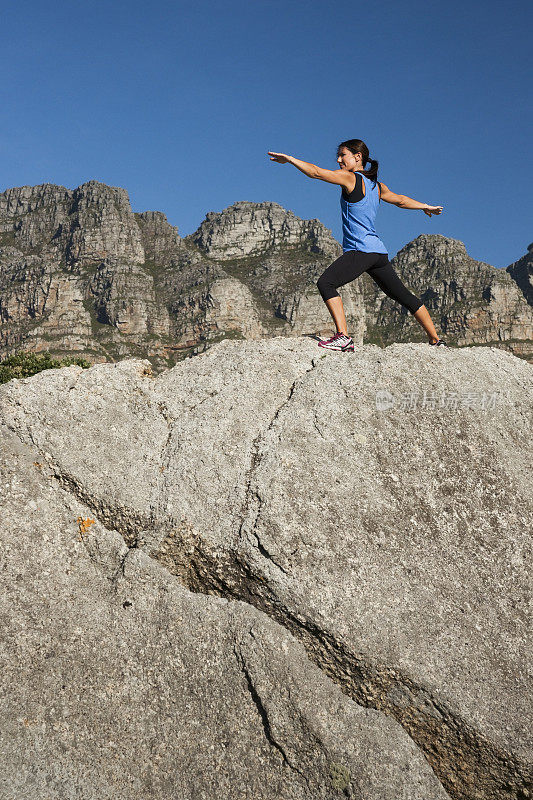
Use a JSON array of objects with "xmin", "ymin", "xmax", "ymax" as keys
[
  {"xmin": 324, "ymin": 296, "xmax": 348, "ymax": 335},
  {"xmin": 412, "ymin": 305, "xmax": 440, "ymax": 343},
  {"xmin": 367, "ymin": 256, "xmax": 441, "ymax": 342},
  {"xmin": 317, "ymin": 251, "xmax": 382, "ymax": 334}
]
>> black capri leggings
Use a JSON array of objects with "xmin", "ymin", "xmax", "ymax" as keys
[{"xmin": 316, "ymin": 251, "xmax": 424, "ymax": 314}]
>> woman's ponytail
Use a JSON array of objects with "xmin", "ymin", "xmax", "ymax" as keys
[{"xmin": 364, "ymin": 156, "xmax": 379, "ymax": 183}]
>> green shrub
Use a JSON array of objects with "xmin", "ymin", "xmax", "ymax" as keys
[{"xmin": 0, "ymin": 351, "xmax": 91, "ymax": 385}]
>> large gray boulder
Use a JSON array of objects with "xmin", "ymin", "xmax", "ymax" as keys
[
  {"xmin": 1, "ymin": 338, "xmax": 531, "ymax": 799},
  {"xmin": 0, "ymin": 428, "xmax": 449, "ymax": 800}
]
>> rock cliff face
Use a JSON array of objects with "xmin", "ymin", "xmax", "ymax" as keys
[
  {"xmin": 0, "ymin": 181, "xmax": 144, "ymax": 262},
  {"xmin": 189, "ymin": 200, "xmax": 340, "ymax": 259},
  {"xmin": 506, "ymin": 242, "xmax": 533, "ymax": 307},
  {"xmin": 0, "ymin": 339, "xmax": 531, "ymax": 799},
  {"xmin": 0, "ymin": 182, "xmax": 532, "ymax": 371}
]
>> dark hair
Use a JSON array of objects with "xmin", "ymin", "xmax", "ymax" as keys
[{"xmin": 337, "ymin": 139, "xmax": 379, "ymax": 184}]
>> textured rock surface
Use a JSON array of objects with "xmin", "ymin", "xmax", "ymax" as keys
[
  {"xmin": 188, "ymin": 200, "xmax": 340, "ymax": 259},
  {"xmin": 0, "ymin": 453, "xmax": 448, "ymax": 800},
  {"xmin": 0, "ymin": 181, "xmax": 144, "ymax": 263},
  {"xmin": 1, "ymin": 340, "xmax": 531, "ymax": 800},
  {"xmin": 1, "ymin": 379, "xmax": 450, "ymax": 800},
  {"xmin": 506, "ymin": 242, "xmax": 533, "ymax": 317},
  {"xmin": 1, "ymin": 183, "xmax": 532, "ymax": 371}
]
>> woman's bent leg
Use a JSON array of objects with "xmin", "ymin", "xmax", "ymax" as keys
[
  {"xmin": 317, "ymin": 251, "xmax": 381, "ymax": 333},
  {"xmin": 324, "ymin": 296, "xmax": 348, "ymax": 335}
]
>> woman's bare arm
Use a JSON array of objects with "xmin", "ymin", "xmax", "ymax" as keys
[
  {"xmin": 380, "ymin": 182, "xmax": 443, "ymax": 217},
  {"xmin": 268, "ymin": 153, "xmax": 443, "ymax": 217},
  {"xmin": 268, "ymin": 152, "xmax": 353, "ymax": 190}
]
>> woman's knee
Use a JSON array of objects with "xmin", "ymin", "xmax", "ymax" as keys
[
  {"xmin": 316, "ymin": 276, "xmax": 339, "ymax": 301},
  {"xmin": 410, "ymin": 298, "xmax": 425, "ymax": 314},
  {"xmin": 316, "ymin": 275, "xmax": 327, "ymax": 293}
]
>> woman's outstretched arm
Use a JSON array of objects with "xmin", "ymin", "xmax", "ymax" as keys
[
  {"xmin": 379, "ymin": 182, "xmax": 443, "ymax": 217},
  {"xmin": 268, "ymin": 152, "xmax": 443, "ymax": 217},
  {"xmin": 268, "ymin": 151, "xmax": 353, "ymax": 189}
]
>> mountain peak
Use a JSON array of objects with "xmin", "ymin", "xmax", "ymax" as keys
[{"xmin": 188, "ymin": 200, "xmax": 338, "ymax": 259}]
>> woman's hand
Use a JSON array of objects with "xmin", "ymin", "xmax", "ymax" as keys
[
  {"xmin": 268, "ymin": 151, "xmax": 292, "ymax": 164},
  {"xmin": 423, "ymin": 205, "xmax": 443, "ymax": 217}
]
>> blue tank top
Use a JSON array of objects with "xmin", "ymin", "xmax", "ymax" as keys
[{"xmin": 340, "ymin": 172, "xmax": 388, "ymax": 254}]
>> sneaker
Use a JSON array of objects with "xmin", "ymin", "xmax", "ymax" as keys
[
  {"xmin": 318, "ymin": 333, "xmax": 354, "ymax": 352},
  {"xmin": 429, "ymin": 338, "xmax": 446, "ymax": 347}
]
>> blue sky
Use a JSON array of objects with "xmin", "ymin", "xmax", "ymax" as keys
[{"xmin": 1, "ymin": 0, "xmax": 531, "ymax": 268}]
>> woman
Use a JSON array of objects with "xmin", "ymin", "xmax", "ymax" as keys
[{"xmin": 268, "ymin": 140, "xmax": 446, "ymax": 351}]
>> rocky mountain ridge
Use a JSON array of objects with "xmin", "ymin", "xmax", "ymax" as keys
[{"xmin": 1, "ymin": 181, "xmax": 532, "ymax": 371}]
